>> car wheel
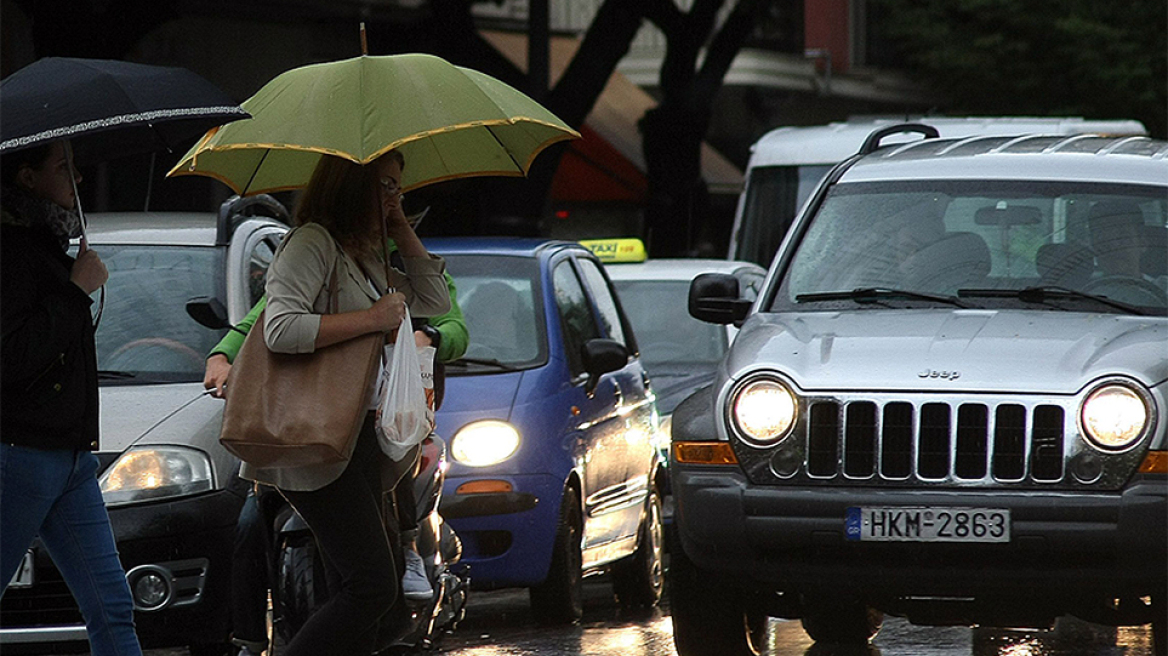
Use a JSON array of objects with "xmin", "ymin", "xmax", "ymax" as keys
[
  {"xmin": 799, "ymin": 598, "xmax": 883, "ymax": 644},
  {"xmin": 529, "ymin": 486, "xmax": 583, "ymax": 625},
  {"xmin": 612, "ymin": 487, "xmax": 664, "ymax": 608},
  {"xmin": 274, "ymin": 532, "xmax": 328, "ymax": 644},
  {"xmin": 669, "ymin": 525, "xmax": 767, "ymax": 656}
]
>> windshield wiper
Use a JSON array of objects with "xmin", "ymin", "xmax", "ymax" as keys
[
  {"xmin": 958, "ymin": 286, "xmax": 1145, "ymax": 316},
  {"xmin": 448, "ymin": 357, "xmax": 519, "ymax": 371},
  {"xmin": 98, "ymin": 370, "xmax": 136, "ymax": 380},
  {"xmin": 796, "ymin": 287, "xmax": 969, "ymax": 308}
]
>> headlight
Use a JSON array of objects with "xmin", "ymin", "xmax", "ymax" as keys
[
  {"xmin": 451, "ymin": 420, "xmax": 521, "ymax": 467},
  {"xmin": 729, "ymin": 376, "xmax": 798, "ymax": 447},
  {"xmin": 1080, "ymin": 383, "xmax": 1150, "ymax": 451},
  {"xmin": 99, "ymin": 446, "xmax": 213, "ymax": 506}
]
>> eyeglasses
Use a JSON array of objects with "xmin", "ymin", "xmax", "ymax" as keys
[{"xmin": 379, "ymin": 178, "xmax": 401, "ymax": 196}]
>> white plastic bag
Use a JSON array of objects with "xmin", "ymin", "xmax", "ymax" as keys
[{"xmin": 375, "ymin": 306, "xmax": 435, "ymax": 461}]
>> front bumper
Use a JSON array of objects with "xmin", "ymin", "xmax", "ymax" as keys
[
  {"xmin": 440, "ymin": 473, "xmax": 561, "ymax": 588},
  {"xmin": 673, "ymin": 465, "xmax": 1167, "ymax": 601},
  {"xmin": 0, "ymin": 487, "xmax": 244, "ymax": 650}
]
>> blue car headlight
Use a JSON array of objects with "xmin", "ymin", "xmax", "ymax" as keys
[
  {"xmin": 99, "ymin": 446, "xmax": 214, "ymax": 506},
  {"xmin": 451, "ymin": 420, "xmax": 521, "ymax": 467}
]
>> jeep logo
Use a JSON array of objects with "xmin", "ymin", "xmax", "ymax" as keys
[{"xmin": 919, "ymin": 369, "xmax": 961, "ymax": 380}]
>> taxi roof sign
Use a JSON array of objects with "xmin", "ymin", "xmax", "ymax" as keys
[{"xmin": 580, "ymin": 238, "xmax": 647, "ymax": 264}]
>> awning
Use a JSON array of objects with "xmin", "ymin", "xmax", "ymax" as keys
[{"xmin": 481, "ymin": 30, "xmax": 744, "ymax": 199}]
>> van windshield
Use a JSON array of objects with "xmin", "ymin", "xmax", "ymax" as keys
[
  {"xmin": 733, "ymin": 164, "xmax": 831, "ymax": 267},
  {"xmin": 770, "ymin": 180, "xmax": 1168, "ymax": 314}
]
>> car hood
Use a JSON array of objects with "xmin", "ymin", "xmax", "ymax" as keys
[
  {"xmin": 435, "ymin": 372, "xmax": 523, "ymax": 436},
  {"xmin": 647, "ymin": 365, "xmax": 718, "ymax": 415},
  {"xmin": 728, "ymin": 310, "xmax": 1168, "ymax": 394},
  {"xmin": 98, "ymin": 383, "xmax": 214, "ymax": 453}
]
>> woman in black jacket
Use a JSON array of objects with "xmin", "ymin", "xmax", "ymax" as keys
[{"xmin": 0, "ymin": 141, "xmax": 143, "ymax": 656}]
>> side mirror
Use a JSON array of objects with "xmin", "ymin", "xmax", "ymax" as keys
[
  {"xmin": 689, "ymin": 273, "xmax": 752, "ymax": 325},
  {"xmin": 581, "ymin": 338, "xmax": 628, "ymax": 392},
  {"xmin": 186, "ymin": 296, "xmax": 230, "ymax": 330}
]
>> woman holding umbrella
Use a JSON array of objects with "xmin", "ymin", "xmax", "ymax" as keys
[
  {"xmin": 241, "ymin": 149, "xmax": 450, "ymax": 656},
  {"xmin": 0, "ymin": 140, "xmax": 144, "ymax": 656}
]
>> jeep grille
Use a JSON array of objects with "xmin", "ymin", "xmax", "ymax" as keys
[{"xmin": 735, "ymin": 393, "xmax": 1147, "ymax": 491}]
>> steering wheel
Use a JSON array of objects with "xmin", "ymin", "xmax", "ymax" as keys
[
  {"xmin": 108, "ymin": 338, "xmax": 206, "ymax": 371},
  {"xmin": 1081, "ymin": 276, "xmax": 1167, "ymax": 307}
]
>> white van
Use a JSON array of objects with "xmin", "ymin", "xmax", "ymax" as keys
[{"xmin": 729, "ymin": 116, "xmax": 1149, "ymax": 266}]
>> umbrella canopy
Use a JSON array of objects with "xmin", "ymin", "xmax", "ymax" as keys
[
  {"xmin": 0, "ymin": 57, "xmax": 249, "ymax": 164},
  {"xmin": 167, "ymin": 53, "xmax": 580, "ymax": 195}
]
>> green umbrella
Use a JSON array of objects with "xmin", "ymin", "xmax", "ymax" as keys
[{"xmin": 167, "ymin": 53, "xmax": 579, "ymax": 194}]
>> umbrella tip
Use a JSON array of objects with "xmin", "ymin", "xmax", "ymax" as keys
[{"xmin": 360, "ymin": 22, "xmax": 368, "ymax": 56}]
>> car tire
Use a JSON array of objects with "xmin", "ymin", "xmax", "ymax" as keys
[
  {"xmin": 799, "ymin": 598, "xmax": 883, "ymax": 644},
  {"xmin": 529, "ymin": 486, "xmax": 583, "ymax": 625},
  {"xmin": 274, "ymin": 532, "xmax": 328, "ymax": 644},
  {"xmin": 669, "ymin": 525, "xmax": 767, "ymax": 656},
  {"xmin": 612, "ymin": 487, "xmax": 664, "ymax": 609}
]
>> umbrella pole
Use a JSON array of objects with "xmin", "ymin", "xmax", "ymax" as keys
[
  {"xmin": 144, "ymin": 151, "xmax": 156, "ymax": 211},
  {"xmin": 63, "ymin": 140, "xmax": 105, "ymax": 328}
]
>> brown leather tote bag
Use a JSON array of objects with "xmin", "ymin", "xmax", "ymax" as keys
[{"xmin": 219, "ymin": 254, "xmax": 382, "ymax": 469}]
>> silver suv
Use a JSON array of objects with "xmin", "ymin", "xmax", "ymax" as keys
[{"xmin": 669, "ymin": 125, "xmax": 1167, "ymax": 654}]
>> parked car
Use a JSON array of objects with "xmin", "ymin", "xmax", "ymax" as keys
[
  {"xmin": 0, "ymin": 196, "xmax": 289, "ymax": 655},
  {"xmin": 585, "ymin": 238, "xmax": 766, "ymax": 507},
  {"xmin": 669, "ymin": 125, "xmax": 1167, "ymax": 655},
  {"xmin": 430, "ymin": 237, "xmax": 665, "ymax": 624}
]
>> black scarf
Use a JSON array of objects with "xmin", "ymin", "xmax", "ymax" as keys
[{"xmin": 0, "ymin": 184, "xmax": 82, "ymax": 248}]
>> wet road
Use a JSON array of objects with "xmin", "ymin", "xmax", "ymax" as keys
[{"xmin": 59, "ymin": 576, "xmax": 1158, "ymax": 656}]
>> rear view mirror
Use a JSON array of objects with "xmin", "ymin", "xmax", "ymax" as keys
[
  {"xmin": 689, "ymin": 273, "xmax": 752, "ymax": 325},
  {"xmin": 974, "ymin": 206, "xmax": 1042, "ymax": 226},
  {"xmin": 581, "ymin": 338, "xmax": 628, "ymax": 393},
  {"xmin": 186, "ymin": 296, "xmax": 230, "ymax": 330}
]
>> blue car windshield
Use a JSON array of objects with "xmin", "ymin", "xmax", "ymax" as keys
[
  {"xmin": 88, "ymin": 244, "xmax": 226, "ymax": 383},
  {"xmin": 442, "ymin": 254, "xmax": 548, "ymax": 369}
]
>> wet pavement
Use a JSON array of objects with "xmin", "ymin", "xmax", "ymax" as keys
[{"xmin": 39, "ymin": 575, "xmax": 1159, "ymax": 655}]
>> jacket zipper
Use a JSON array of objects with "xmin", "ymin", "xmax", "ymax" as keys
[{"xmin": 25, "ymin": 352, "xmax": 65, "ymax": 393}]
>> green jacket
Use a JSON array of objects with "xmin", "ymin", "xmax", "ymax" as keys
[{"xmin": 209, "ymin": 255, "xmax": 467, "ymax": 364}]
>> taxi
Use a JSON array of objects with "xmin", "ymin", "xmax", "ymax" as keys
[{"xmin": 582, "ymin": 238, "xmax": 766, "ymax": 503}]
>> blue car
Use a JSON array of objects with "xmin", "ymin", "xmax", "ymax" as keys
[{"xmin": 427, "ymin": 237, "xmax": 665, "ymax": 624}]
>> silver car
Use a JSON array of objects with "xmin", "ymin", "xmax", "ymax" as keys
[
  {"xmin": 0, "ymin": 197, "xmax": 288, "ymax": 655},
  {"xmin": 669, "ymin": 125, "xmax": 1167, "ymax": 654}
]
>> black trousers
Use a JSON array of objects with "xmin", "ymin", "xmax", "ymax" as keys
[{"xmin": 280, "ymin": 416, "xmax": 398, "ymax": 656}]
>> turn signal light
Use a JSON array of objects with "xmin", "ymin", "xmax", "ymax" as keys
[
  {"xmin": 456, "ymin": 480, "xmax": 514, "ymax": 495},
  {"xmin": 1138, "ymin": 451, "xmax": 1167, "ymax": 474},
  {"xmin": 674, "ymin": 442, "xmax": 738, "ymax": 465}
]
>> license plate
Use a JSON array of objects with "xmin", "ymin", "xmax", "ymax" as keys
[
  {"xmin": 8, "ymin": 551, "xmax": 34, "ymax": 588},
  {"xmin": 845, "ymin": 507, "xmax": 1010, "ymax": 543}
]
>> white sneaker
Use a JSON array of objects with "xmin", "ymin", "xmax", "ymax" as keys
[
  {"xmin": 402, "ymin": 548, "xmax": 434, "ymax": 602},
  {"xmin": 238, "ymin": 648, "xmax": 261, "ymax": 656}
]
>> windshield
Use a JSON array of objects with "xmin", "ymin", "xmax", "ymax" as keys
[
  {"xmin": 442, "ymin": 254, "xmax": 547, "ymax": 371},
  {"xmin": 734, "ymin": 164, "xmax": 832, "ymax": 267},
  {"xmin": 92, "ymin": 244, "xmax": 226, "ymax": 383},
  {"xmin": 771, "ymin": 180, "xmax": 1168, "ymax": 314},
  {"xmin": 612, "ymin": 279, "xmax": 729, "ymax": 371}
]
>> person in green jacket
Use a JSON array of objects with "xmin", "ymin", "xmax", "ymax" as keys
[{"xmin": 206, "ymin": 252, "xmax": 467, "ymax": 656}]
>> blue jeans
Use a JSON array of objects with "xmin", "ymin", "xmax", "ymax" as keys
[
  {"xmin": 0, "ymin": 444, "xmax": 143, "ymax": 656},
  {"xmin": 231, "ymin": 486, "xmax": 275, "ymax": 652}
]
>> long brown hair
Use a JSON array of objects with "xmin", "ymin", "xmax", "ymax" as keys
[{"xmin": 292, "ymin": 150, "xmax": 404, "ymax": 255}]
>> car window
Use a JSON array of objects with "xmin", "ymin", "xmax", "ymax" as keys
[
  {"xmin": 575, "ymin": 258, "xmax": 627, "ymax": 346},
  {"xmin": 553, "ymin": 260, "xmax": 600, "ymax": 377},
  {"xmin": 612, "ymin": 279, "xmax": 728, "ymax": 370},
  {"xmin": 773, "ymin": 180, "xmax": 1168, "ymax": 312},
  {"xmin": 442, "ymin": 254, "xmax": 546, "ymax": 368},
  {"xmin": 95, "ymin": 245, "xmax": 225, "ymax": 382}
]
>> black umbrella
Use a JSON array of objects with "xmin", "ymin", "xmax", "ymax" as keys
[{"xmin": 0, "ymin": 57, "xmax": 249, "ymax": 164}]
